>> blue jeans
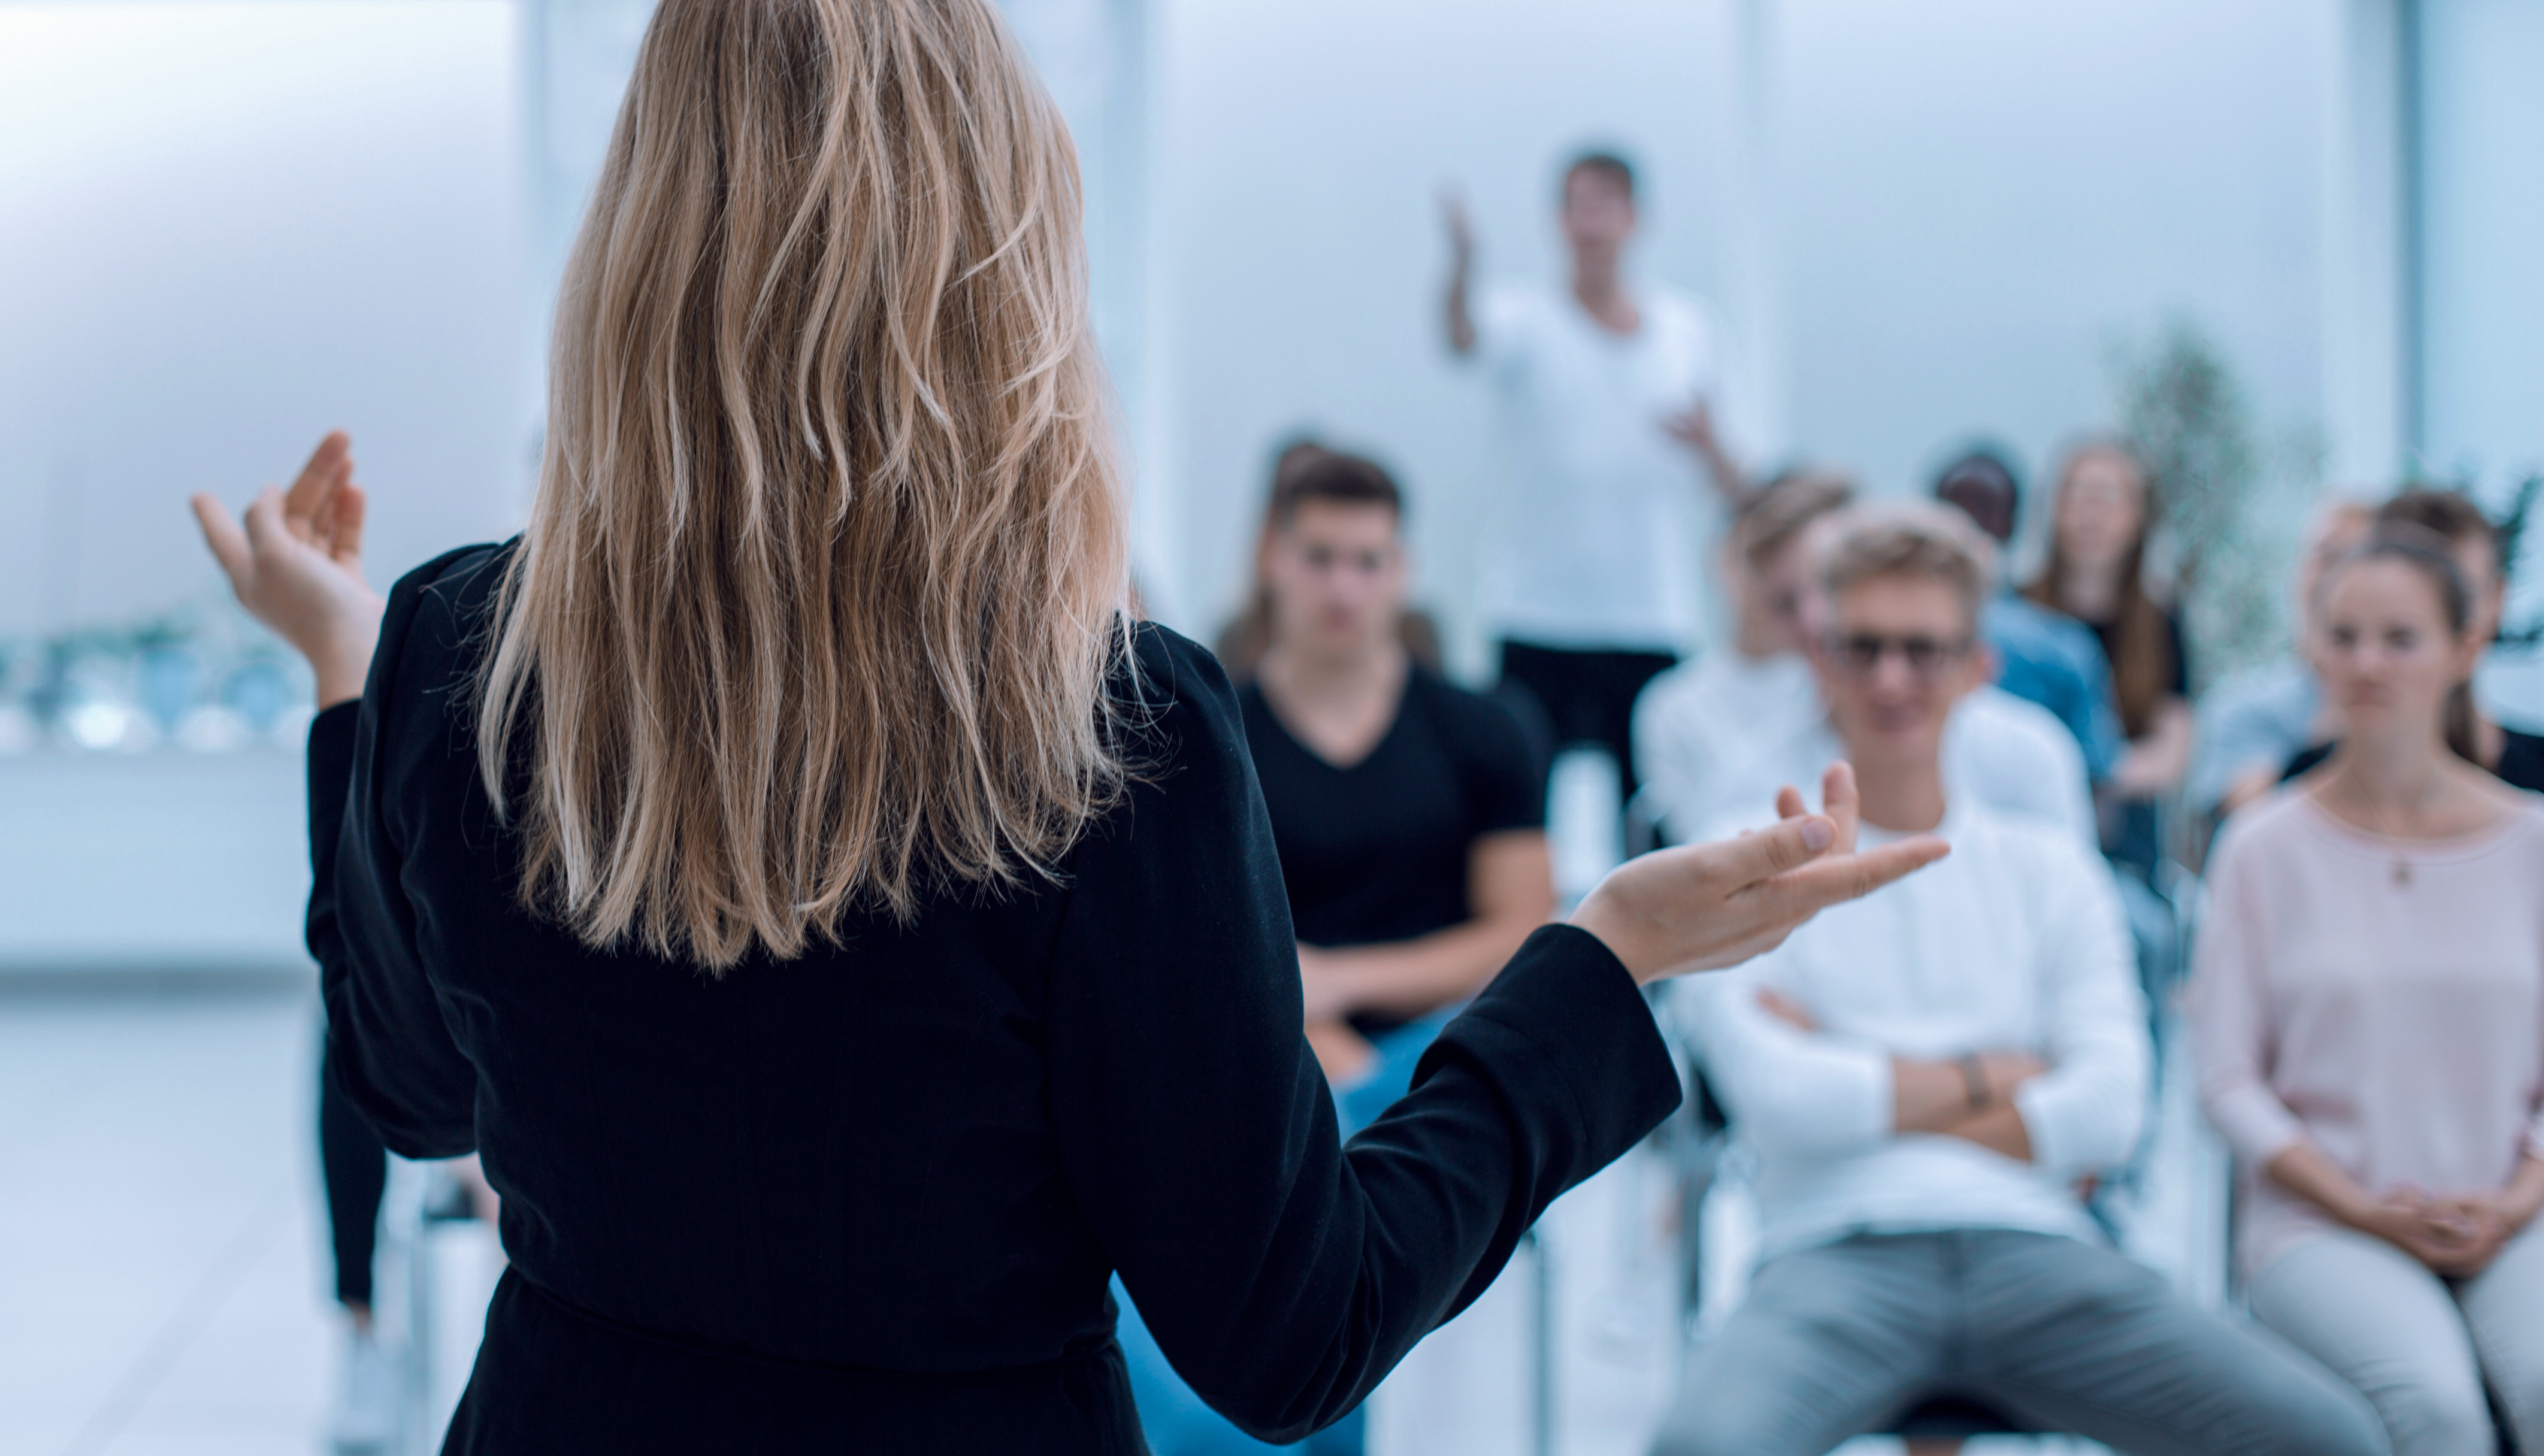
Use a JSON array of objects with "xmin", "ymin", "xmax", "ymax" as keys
[{"xmin": 1113, "ymin": 1011, "xmax": 1456, "ymax": 1456}]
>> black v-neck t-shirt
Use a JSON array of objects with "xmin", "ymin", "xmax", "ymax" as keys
[
  {"xmin": 2282, "ymin": 724, "xmax": 2544, "ymax": 792},
  {"xmin": 1239, "ymin": 670, "xmax": 1544, "ymax": 968}
]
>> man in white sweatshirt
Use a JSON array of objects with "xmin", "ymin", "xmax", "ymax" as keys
[{"xmin": 1648, "ymin": 504, "xmax": 2381, "ymax": 1456}]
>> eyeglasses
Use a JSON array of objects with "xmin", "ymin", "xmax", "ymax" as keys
[{"xmin": 1823, "ymin": 632, "xmax": 1974, "ymax": 679}]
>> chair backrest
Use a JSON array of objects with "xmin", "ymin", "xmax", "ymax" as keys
[
  {"xmin": 1890, "ymin": 1394, "xmax": 2032, "ymax": 1439},
  {"xmin": 1622, "ymin": 785, "xmax": 1669, "ymax": 859}
]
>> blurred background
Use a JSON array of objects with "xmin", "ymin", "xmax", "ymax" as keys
[{"xmin": 2, "ymin": 1, "xmax": 2539, "ymax": 1452}]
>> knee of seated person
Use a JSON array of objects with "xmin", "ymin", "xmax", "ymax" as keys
[
  {"xmin": 1646, "ymin": 1387, "xmax": 1801, "ymax": 1456},
  {"xmin": 2255, "ymin": 1369, "xmax": 2410, "ymax": 1456},
  {"xmin": 2501, "ymin": 1364, "xmax": 2544, "ymax": 1434},
  {"xmin": 1646, "ymin": 1415, "xmax": 1760, "ymax": 1456},
  {"xmin": 2379, "ymin": 1375, "xmax": 2494, "ymax": 1456}
]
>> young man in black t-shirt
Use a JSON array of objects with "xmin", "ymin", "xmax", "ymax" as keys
[
  {"xmin": 1227, "ymin": 448, "xmax": 1551, "ymax": 1096},
  {"xmin": 1123, "ymin": 447, "xmax": 1551, "ymax": 1456}
]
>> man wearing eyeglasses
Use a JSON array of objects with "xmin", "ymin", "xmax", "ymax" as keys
[
  {"xmin": 1648, "ymin": 504, "xmax": 2382, "ymax": 1456},
  {"xmin": 1634, "ymin": 476, "xmax": 2094, "ymax": 850}
]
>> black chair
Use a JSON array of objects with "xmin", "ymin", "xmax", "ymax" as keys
[
  {"xmin": 1622, "ymin": 787, "xmax": 1669, "ymax": 859},
  {"xmin": 1889, "ymin": 1392, "xmax": 2034, "ymax": 1442},
  {"xmin": 2489, "ymin": 1387, "xmax": 2525, "ymax": 1456}
]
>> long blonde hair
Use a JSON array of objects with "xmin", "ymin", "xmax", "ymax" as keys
[{"xmin": 477, "ymin": 0, "xmax": 1132, "ymax": 970}]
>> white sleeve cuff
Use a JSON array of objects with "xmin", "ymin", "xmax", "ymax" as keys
[
  {"xmin": 2205, "ymin": 1085, "xmax": 2309, "ymax": 1170},
  {"xmin": 2013, "ymin": 1071, "xmax": 2145, "ymax": 1179}
]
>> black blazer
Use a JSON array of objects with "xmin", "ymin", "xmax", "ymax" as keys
[{"xmin": 310, "ymin": 541, "xmax": 1680, "ymax": 1454}]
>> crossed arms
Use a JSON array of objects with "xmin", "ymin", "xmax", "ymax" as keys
[{"xmin": 1687, "ymin": 860, "xmax": 2148, "ymax": 1179}]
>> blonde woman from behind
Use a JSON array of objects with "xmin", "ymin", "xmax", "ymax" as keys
[{"xmin": 190, "ymin": 2, "xmax": 1942, "ymax": 1451}]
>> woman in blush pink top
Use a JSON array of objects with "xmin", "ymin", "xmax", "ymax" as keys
[{"xmin": 2194, "ymin": 526, "xmax": 2544, "ymax": 1456}]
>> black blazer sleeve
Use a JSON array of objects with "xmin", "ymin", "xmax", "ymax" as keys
[
  {"xmin": 307, "ymin": 546, "xmax": 501, "ymax": 1160},
  {"xmin": 1045, "ymin": 628, "xmax": 1680, "ymax": 1443}
]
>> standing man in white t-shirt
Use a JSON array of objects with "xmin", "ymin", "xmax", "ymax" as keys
[{"xmin": 1444, "ymin": 150, "xmax": 1743, "ymax": 800}]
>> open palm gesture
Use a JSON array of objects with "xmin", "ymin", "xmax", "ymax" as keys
[
  {"xmin": 190, "ymin": 431, "xmax": 386, "ymax": 708},
  {"xmin": 1571, "ymin": 762, "xmax": 1947, "ymax": 982}
]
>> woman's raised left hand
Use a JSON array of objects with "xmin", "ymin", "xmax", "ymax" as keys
[{"xmin": 190, "ymin": 431, "xmax": 386, "ymax": 709}]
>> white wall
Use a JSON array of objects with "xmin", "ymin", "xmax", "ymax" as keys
[
  {"xmin": 522, "ymin": 0, "xmax": 654, "ymax": 413},
  {"xmin": 0, "ymin": 0, "xmax": 528, "ymax": 638},
  {"xmin": 0, "ymin": 1, "xmax": 529, "ymax": 971},
  {"xmin": 1773, "ymin": 0, "xmax": 2332, "ymax": 503},
  {"xmin": 1139, "ymin": 0, "xmax": 2339, "ymax": 673},
  {"xmin": 0, "ymin": 752, "xmax": 309, "ymax": 969}
]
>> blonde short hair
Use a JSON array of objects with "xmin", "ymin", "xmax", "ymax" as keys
[
  {"xmin": 1820, "ymin": 501, "xmax": 1997, "ymax": 629},
  {"xmin": 1732, "ymin": 469, "xmax": 1856, "ymax": 570}
]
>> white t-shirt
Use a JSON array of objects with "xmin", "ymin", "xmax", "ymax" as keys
[
  {"xmin": 1472, "ymin": 281, "xmax": 1722, "ymax": 652},
  {"xmin": 1677, "ymin": 798, "xmax": 2148, "ymax": 1260},
  {"xmin": 1635, "ymin": 651, "xmax": 2098, "ymax": 851},
  {"xmin": 1631, "ymin": 650, "xmax": 1825, "ymax": 838},
  {"xmin": 1934, "ymin": 689, "xmax": 2098, "ymax": 851}
]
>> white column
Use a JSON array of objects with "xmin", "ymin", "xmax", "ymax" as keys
[
  {"xmin": 2319, "ymin": 0, "xmax": 2408, "ymax": 490},
  {"xmin": 996, "ymin": 0, "xmax": 1170, "ymax": 619},
  {"xmin": 518, "ymin": 0, "xmax": 656, "ymax": 432},
  {"xmin": 2411, "ymin": 0, "xmax": 2544, "ymax": 480},
  {"xmin": 1717, "ymin": 0, "xmax": 1791, "ymax": 468},
  {"xmin": 2412, "ymin": 0, "xmax": 2544, "ymax": 718}
]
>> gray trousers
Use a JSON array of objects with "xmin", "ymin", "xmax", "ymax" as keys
[
  {"xmin": 1648, "ymin": 1230, "xmax": 2389, "ymax": 1456},
  {"xmin": 2252, "ymin": 1223, "xmax": 2544, "ymax": 1456}
]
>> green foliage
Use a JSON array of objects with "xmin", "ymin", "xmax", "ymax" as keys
[
  {"xmin": 2492, "ymin": 473, "xmax": 2540, "ymax": 589},
  {"xmin": 2114, "ymin": 317, "xmax": 2289, "ymax": 694},
  {"xmin": 2114, "ymin": 322, "xmax": 2544, "ymax": 682}
]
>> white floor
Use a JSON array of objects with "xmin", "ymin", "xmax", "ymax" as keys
[
  {"xmin": 1372, "ymin": 1145, "xmax": 1686, "ymax": 1456},
  {"xmin": 0, "ymin": 990, "xmax": 335, "ymax": 1456}
]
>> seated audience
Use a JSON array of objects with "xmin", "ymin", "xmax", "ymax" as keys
[
  {"xmin": 2279, "ymin": 488, "xmax": 2544, "ymax": 792},
  {"xmin": 1636, "ymin": 474, "xmax": 2094, "ymax": 849},
  {"xmin": 1931, "ymin": 444, "xmax": 2123, "ymax": 780},
  {"xmin": 1633, "ymin": 469, "xmax": 1856, "ymax": 839},
  {"xmin": 2194, "ymin": 525, "xmax": 2544, "ymax": 1456},
  {"xmin": 1127, "ymin": 446, "xmax": 1552, "ymax": 1456},
  {"xmin": 2189, "ymin": 500, "xmax": 2375, "ymax": 822},
  {"xmin": 1234, "ymin": 447, "xmax": 1551, "ymax": 1092},
  {"xmin": 1216, "ymin": 440, "xmax": 1446, "ymax": 682},
  {"xmin": 1650, "ymin": 503, "xmax": 2382, "ymax": 1456},
  {"xmin": 2026, "ymin": 441, "xmax": 2193, "ymax": 869}
]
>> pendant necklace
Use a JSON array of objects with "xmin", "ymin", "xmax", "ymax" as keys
[{"xmin": 2349, "ymin": 773, "xmax": 2443, "ymax": 889}]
